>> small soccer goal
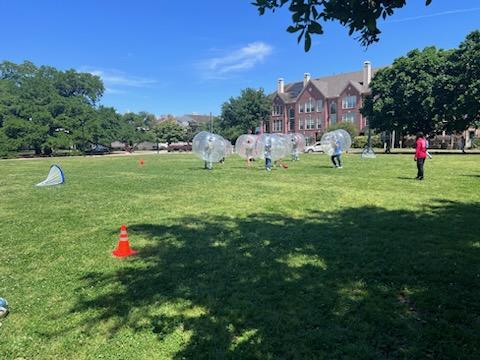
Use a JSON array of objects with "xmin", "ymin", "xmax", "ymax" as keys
[{"xmin": 35, "ymin": 165, "xmax": 65, "ymax": 187}]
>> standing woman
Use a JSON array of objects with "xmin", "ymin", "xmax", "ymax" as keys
[{"xmin": 414, "ymin": 132, "xmax": 427, "ymax": 180}]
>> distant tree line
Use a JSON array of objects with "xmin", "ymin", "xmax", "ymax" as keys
[
  {"xmin": 0, "ymin": 61, "xmax": 203, "ymax": 157},
  {"xmin": 362, "ymin": 30, "xmax": 480, "ymax": 136}
]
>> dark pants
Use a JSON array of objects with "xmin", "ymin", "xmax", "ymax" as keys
[
  {"xmin": 265, "ymin": 158, "xmax": 272, "ymax": 170},
  {"xmin": 331, "ymin": 154, "xmax": 342, "ymax": 167},
  {"xmin": 416, "ymin": 157, "xmax": 425, "ymax": 178}
]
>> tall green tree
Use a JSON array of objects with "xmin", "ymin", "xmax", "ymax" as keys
[
  {"xmin": 253, "ymin": 0, "xmax": 433, "ymax": 51},
  {"xmin": 361, "ymin": 47, "xmax": 449, "ymax": 135},
  {"xmin": 0, "ymin": 61, "xmax": 107, "ymax": 154},
  {"xmin": 435, "ymin": 30, "xmax": 480, "ymax": 131},
  {"xmin": 220, "ymin": 88, "xmax": 270, "ymax": 141},
  {"xmin": 153, "ymin": 119, "xmax": 185, "ymax": 145}
]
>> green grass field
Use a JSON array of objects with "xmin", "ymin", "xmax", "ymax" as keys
[{"xmin": 0, "ymin": 153, "xmax": 479, "ymax": 359}]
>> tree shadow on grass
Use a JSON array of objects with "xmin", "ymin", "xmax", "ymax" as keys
[
  {"xmin": 69, "ymin": 200, "xmax": 480, "ymax": 359},
  {"xmin": 461, "ymin": 174, "xmax": 480, "ymax": 178}
]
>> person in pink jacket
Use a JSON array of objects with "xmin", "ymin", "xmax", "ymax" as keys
[{"xmin": 414, "ymin": 132, "xmax": 427, "ymax": 180}]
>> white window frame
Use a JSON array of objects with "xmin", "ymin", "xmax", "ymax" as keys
[
  {"xmin": 272, "ymin": 105, "xmax": 283, "ymax": 116},
  {"xmin": 273, "ymin": 119, "xmax": 283, "ymax": 132},
  {"xmin": 342, "ymin": 95, "xmax": 357, "ymax": 109},
  {"xmin": 329, "ymin": 114, "xmax": 337, "ymax": 125},
  {"xmin": 305, "ymin": 115, "xmax": 315, "ymax": 130},
  {"xmin": 316, "ymin": 99, "xmax": 323, "ymax": 112},
  {"xmin": 306, "ymin": 98, "xmax": 314, "ymax": 113},
  {"xmin": 288, "ymin": 108, "xmax": 295, "ymax": 131},
  {"xmin": 299, "ymin": 103, "xmax": 304, "ymax": 113},
  {"xmin": 299, "ymin": 116, "xmax": 304, "ymax": 130},
  {"xmin": 342, "ymin": 112, "xmax": 356, "ymax": 123},
  {"xmin": 317, "ymin": 116, "xmax": 322, "ymax": 129}
]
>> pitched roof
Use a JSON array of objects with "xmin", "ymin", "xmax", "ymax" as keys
[
  {"xmin": 273, "ymin": 68, "xmax": 381, "ymax": 103},
  {"xmin": 176, "ymin": 114, "xmax": 212, "ymax": 126}
]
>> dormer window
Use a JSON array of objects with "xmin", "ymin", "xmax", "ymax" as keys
[{"xmin": 272, "ymin": 105, "xmax": 283, "ymax": 116}]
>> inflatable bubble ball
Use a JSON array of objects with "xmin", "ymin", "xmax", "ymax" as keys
[
  {"xmin": 320, "ymin": 129, "xmax": 352, "ymax": 156},
  {"xmin": 255, "ymin": 133, "xmax": 290, "ymax": 161},
  {"xmin": 223, "ymin": 139, "xmax": 234, "ymax": 157},
  {"xmin": 287, "ymin": 133, "xmax": 306, "ymax": 155},
  {"xmin": 235, "ymin": 134, "xmax": 259, "ymax": 160},
  {"xmin": 0, "ymin": 298, "xmax": 8, "ymax": 318},
  {"xmin": 192, "ymin": 131, "xmax": 227, "ymax": 163}
]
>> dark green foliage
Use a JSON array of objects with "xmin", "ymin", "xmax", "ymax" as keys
[
  {"xmin": 219, "ymin": 88, "xmax": 271, "ymax": 141},
  {"xmin": 362, "ymin": 31, "xmax": 480, "ymax": 136},
  {"xmin": 362, "ymin": 47, "xmax": 448, "ymax": 135},
  {"xmin": 153, "ymin": 119, "xmax": 186, "ymax": 145},
  {"xmin": 0, "ymin": 60, "xmax": 157, "ymax": 155},
  {"xmin": 118, "ymin": 111, "xmax": 157, "ymax": 146},
  {"xmin": 253, "ymin": 0, "xmax": 433, "ymax": 50},
  {"xmin": 327, "ymin": 121, "xmax": 358, "ymax": 137},
  {"xmin": 435, "ymin": 30, "xmax": 480, "ymax": 131},
  {"xmin": 353, "ymin": 135, "xmax": 382, "ymax": 148}
]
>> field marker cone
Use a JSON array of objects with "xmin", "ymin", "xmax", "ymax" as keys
[
  {"xmin": 139, "ymin": 159, "xmax": 145, "ymax": 166},
  {"xmin": 112, "ymin": 224, "xmax": 137, "ymax": 258}
]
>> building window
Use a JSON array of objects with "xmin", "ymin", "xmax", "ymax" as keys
[
  {"xmin": 306, "ymin": 115, "xmax": 315, "ymax": 130},
  {"xmin": 316, "ymin": 99, "xmax": 323, "ymax": 112},
  {"xmin": 288, "ymin": 108, "xmax": 295, "ymax": 131},
  {"xmin": 342, "ymin": 112, "xmax": 356, "ymax": 123},
  {"xmin": 299, "ymin": 103, "xmax": 304, "ymax": 113},
  {"xmin": 342, "ymin": 95, "xmax": 357, "ymax": 109},
  {"xmin": 272, "ymin": 105, "xmax": 283, "ymax": 116},
  {"xmin": 330, "ymin": 100, "xmax": 337, "ymax": 114},
  {"xmin": 273, "ymin": 119, "xmax": 283, "ymax": 132},
  {"xmin": 329, "ymin": 100, "xmax": 337, "ymax": 126},
  {"xmin": 264, "ymin": 121, "xmax": 270, "ymax": 133},
  {"xmin": 299, "ymin": 116, "xmax": 304, "ymax": 130},
  {"xmin": 317, "ymin": 116, "xmax": 322, "ymax": 129},
  {"xmin": 306, "ymin": 98, "xmax": 314, "ymax": 113}
]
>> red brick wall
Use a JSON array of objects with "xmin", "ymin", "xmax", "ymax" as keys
[
  {"xmin": 270, "ymin": 82, "xmax": 367, "ymax": 138},
  {"xmin": 294, "ymin": 83, "xmax": 325, "ymax": 141},
  {"xmin": 337, "ymin": 85, "xmax": 363, "ymax": 130}
]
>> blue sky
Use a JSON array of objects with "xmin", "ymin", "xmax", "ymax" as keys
[{"xmin": 1, "ymin": 0, "xmax": 479, "ymax": 116}]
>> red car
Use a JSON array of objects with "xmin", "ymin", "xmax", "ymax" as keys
[{"xmin": 167, "ymin": 143, "xmax": 192, "ymax": 152}]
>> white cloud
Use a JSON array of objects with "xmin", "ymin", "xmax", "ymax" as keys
[
  {"xmin": 199, "ymin": 42, "xmax": 273, "ymax": 79},
  {"xmin": 79, "ymin": 67, "xmax": 156, "ymax": 94},
  {"xmin": 389, "ymin": 7, "xmax": 480, "ymax": 23}
]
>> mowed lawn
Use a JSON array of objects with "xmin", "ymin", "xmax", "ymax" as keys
[{"xmin": 0, "ymin": 153, "xmax": 479, "ymax": 359}]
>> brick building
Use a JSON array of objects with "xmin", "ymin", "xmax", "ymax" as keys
[{"xmin": 266, "ymin": 61, "xmax": 378, "ymax": 143}]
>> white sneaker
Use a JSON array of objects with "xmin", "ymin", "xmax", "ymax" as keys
[{"xmin": 337, "ymin": 166, "xmax": 343, "ymax": 169}]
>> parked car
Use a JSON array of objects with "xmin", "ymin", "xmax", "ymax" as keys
[
  {"xmin": 154, "ymin": 143, "xmax": 168, "ymax": 151},
  {"xmin": 304, "ymin": 142, "xmax": 324, "ymax": 153},
  {"xmin": 167, "ymin": 143, "xmax": 192, "ymax": 152},
  {"xmin": 85, "ymin": 144, "xmax": 111, "ymax": 155}
]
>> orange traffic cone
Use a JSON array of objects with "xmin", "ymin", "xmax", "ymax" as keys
[
  {"xmin": 139, "ymin": 159, "xmax": 145, "ymax": 166},
  {"xmin": 112, "ymin": 224, "xmax": 137, "ymax": 257}
]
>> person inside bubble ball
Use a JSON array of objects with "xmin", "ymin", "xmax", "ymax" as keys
[
  {"xmin": 204, "ymin": 135, "xmax": 214, "ymax": 170},
  {"xmin": 264, "ymin": 141, "xmax": 272, "ymax": 171},
  {"xmin": 291, "ymin": 138, "xmax": 299, "ymax": 161},
  {"xmin": 331, "ymin": 138, "xmax": 343, "ymax": 169},
  {"xmin": 245, "ymin": 138, "xmax": 253, "ymax": 168}
]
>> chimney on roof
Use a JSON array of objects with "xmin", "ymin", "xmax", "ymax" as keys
[
  {"xmin": 277, "ymin": 78, "xmax": 284, "ymax": 93},
  {"xmin": 363, "ymin": 61, "xmax": 372, "ymax": 88},
  {"xmin": 303, "ymin": 72, "xmax": 311, "ymax": 87}
]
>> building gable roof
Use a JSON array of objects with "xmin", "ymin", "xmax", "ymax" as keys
[{"xmin": 272, "ymin": 68, "xmax": 382, "ymax": 102}]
